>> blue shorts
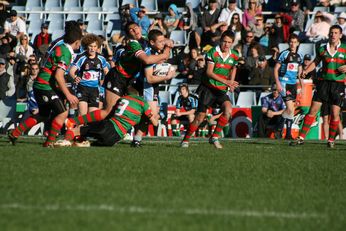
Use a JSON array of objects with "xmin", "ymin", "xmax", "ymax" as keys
[{"xmin": 143, "ymin": 82, "xmax": 158, "ymax": 102}]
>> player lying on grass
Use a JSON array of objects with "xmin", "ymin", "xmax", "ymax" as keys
[{"xmin": 54, "ymin": 81, "xmax": 158, "ymax": 147}]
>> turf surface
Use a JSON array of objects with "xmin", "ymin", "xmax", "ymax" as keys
[{"xmin": 0, "ymin": 136, "xmax": 346, "ymax": 231}]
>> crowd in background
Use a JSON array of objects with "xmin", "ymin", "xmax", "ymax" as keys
[{"xmin": 0, "ymin": 0, "xmax": 346, "ymax": 136}]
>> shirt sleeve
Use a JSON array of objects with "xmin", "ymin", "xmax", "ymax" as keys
[
  {"xmin": 261, "ymin": 97, "xmax": 269, "ymax": 109},
  {"xmin": 143, "ymin": 101, "xmax": 152, "ymax": 117},
  {"xmin": 128, "ymin": 40, "xmax": 145, "ymax": 58},
  {"xmin": 54, "ymin": 46, "xmax": 72, "ymax": 71}
]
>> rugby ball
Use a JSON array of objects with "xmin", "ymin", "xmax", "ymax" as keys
[{"xmin": 153, "ymin": 63, "xmax": 172, "ymax": 76}]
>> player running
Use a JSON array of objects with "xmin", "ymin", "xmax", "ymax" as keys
[
  {"xmin": 8, "ymin": 24, "xmax": 83, "ymax": 147},
  {"xmin": 131, "ymin": 29, "xmax": 176, "ymax": 147},
  {"xmin": 181, "ymin": 30, "xmax": 239, "ymax": 149},
  {"xmin": 274, "ymin": 33, "xmax": 304, "ymax": 140},
  {"xmin": 290, "ymin": 25, "xmax": 346, "ymax": 148}
]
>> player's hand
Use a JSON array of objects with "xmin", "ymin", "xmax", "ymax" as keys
[
  {"xmin": 166, "ymin": 69, "xmax": 176, "ymax": 80},
  {"xmin": 74, "ymin": 77, "xmax": 81, "ymax": 84},
  {"xmin": 337, "ymin": 65, "xmax": 346, "ymax": 73},
  {"xmin": 225, "ymin": 80, "xmax": 239, "ymax": 91},
  {"xmin": 276, "ymin": 82, "xmax": 283, "ymax": 92},
  {"xmin": 67, "ymin": 94, "xmax": 79, "ymax": 105},
  {"xmin": 164, "ymin": 39, "xmax": 174, "ymax": 48},
  {"xmin": 301, "ymin": 70, "xmax": 308, "ymax": 78}
]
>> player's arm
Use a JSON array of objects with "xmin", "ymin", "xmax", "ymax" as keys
[
  {"xmin": 179, "ymin": 109, "xmax": 196, "ymax": 116},
  {"xmin": 273, "ymin": 62, "xmax": 283, "ymax": 92},
  {"xmin": 137, "ymin": 46, "xmax": 171, "ymax": 65},
  {"xmin": 55, "ymin": 68, "xmax": 79, "ymax": 105},
  {"xmin": 228, "ymin": 65, "xmax": 239, "ymax": 91},
  {"xmin": 69, "ymin": 65, "xmax": 80, "ymax": 84},
  {"xmin": 301, "ymin": 61, "xmax": 316, "ymax": 78},
  {"xmin": 298, "ymin": 65, "xmax": 305, "ymax": 95},
  {"xmin": 144, "ymin": 66, "xmax": 175, "ymax": 84}
]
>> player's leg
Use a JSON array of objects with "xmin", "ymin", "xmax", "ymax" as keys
[
  {"xmin": 181, "ymin": 85, "xmax": 211, "ymax": 147},
  {"xmin": 290, "ymin": 101, "xmax": 322, "ymax": 145},
  {"xmin": 79, "ymin": 120, "xmax": 120, "ymax": 146},
  {"xmin": 8, "ymin": 89, "xmax": 50, "ymax": 145},
  {"xmin": 66, "ymin": 71, "xmax": 123, "ymax": 128},
  {"xmin": 210, "ymin": 100, "xmax": 232, "ymax": 149},
  {"xmin": 283, "ymin": 100, "xmax": 295, "ymax": 139},
  {"xmin": 327, "ymin": 104, "xmax": 341, "ymax": 147},
  {"xmin": 78, "ymin": 101, "xmax": 88, "ymax": 115},
  {"xmin": 170, "ymin": 114, "xmax": 180, "ymax": 136},
  {"xmin": 321, "ymin": 103, "xmax": 330, "ymax": 140}
]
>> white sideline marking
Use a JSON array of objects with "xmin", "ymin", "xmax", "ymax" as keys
[{"xmin": 0, "ymin": 203, "xmax": 326, "ymax": 219}]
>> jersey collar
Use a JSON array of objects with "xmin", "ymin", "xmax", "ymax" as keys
[
  {"xmin": 64, "ymin": 43, "xmax": 75, "ymax": 56},
  {"xmin": 326, "ymin": 40, "xmax": 341, "ymax": 57},
  {"xmin": 216, "ymin": 45, "xmax": 231, "ymax": 61}
]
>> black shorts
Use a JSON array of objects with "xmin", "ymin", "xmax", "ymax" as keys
[
  {"xmin": 33, "ymin": 88, "xmax": 66, "ymax": 118},
  {"xmin": 196, "ymin": 84, "xmax": 230, "ymax": 112},
  {"xmin": 312, "ymin": 80, "xmax": 345, "ymax": 107},
  {"xmin": 103, "ymin": 68, "xmax": 129, "ymax": 97},
  {"xmin": 320, "ymin": 103, "xmax": 331, "ymax": 117},
  {"xmin": 80, "ymin": 120, "xmax": 121, "ymax": 146},
  {"xmin": 76, "ymin": 85, "xmax": 100, "ymax": 108},
  {"xmin": 282, "ymin": 83, "xmax": 297, "ymax": 102}
]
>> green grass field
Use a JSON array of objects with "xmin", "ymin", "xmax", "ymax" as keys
[{"xmin": 0, "ymin": 136, "xmax": 346, "ymax": 231}]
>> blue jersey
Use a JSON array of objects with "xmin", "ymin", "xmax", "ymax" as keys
[
  {"xmin": 176, "ymin": 94, "xmax": 198, "ymax": 111},
  {"xmin": 72, "ymin": 52, "xmax": 109, "ymax": 88},
  {"xmin": 261, "ymin": 93, "xmax": 285, "ymax": 112},
  {"xmin": 277, "ymin": 50, "xmax": 303, "ymax": 85}
]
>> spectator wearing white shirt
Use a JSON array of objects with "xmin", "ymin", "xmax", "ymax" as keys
[
  {"xmin": 218, "ymin": 0, "xmax": 243, "ymax": 26},
  {"xmin": 4, "ymin": 10, "xmax": 26, "ymax": 39},
  {"xmin": 15, "ymin": 34, "xmax": 34, "ymax": 62},
  {"xmin": 336, "ymin": 12, "xmax": 346, "ymax": 37}
]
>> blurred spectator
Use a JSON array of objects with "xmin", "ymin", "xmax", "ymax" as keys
[
  {"xmin": 77, "ymin": 19, "xmax": 88, "ymax": 36},
  {"xmin": 258, "ymin": 84, "xmax": 285, "ymax": 138},
  {"xmin": 0, "ymin": 0, "xmax": 9, "ymax": 33},
  {"xmin": 305, "ymin": 11, "xmax": 334, "ymax": 42},
  {"xmin": 200, "ymin": 0, "xmax": 221, "ymax": 47},
  {"xmin": 218, "ymin": 0, "xmax": 243, "ymax": 25},
  {"xmin": 15, "ymin": 34, "xmax": 34, "ymax": 62},
  {"xmin": 0, "ymin": 34, "xmax": 12, "ymax": 58},
  {"xmin": 26, "ymin": 63, "xmax": 39, "ymax": 115},
  {"xmin": 98, "ymin": 35, "xmax": 113, "ymax": 61},
  {"xmin": 268, "ymin": 13, "xmax": 293, "ymax": 49},
  {"xmin": 302, "ymin": 54, "xmax": 317, "ymax": 83},
  {"xmin": 4, "ymin": 10, "xmax": 26, "ymax": 39},
  {"xmin": 200, "ymin": 0, "xmax": 227, "ymax": 10},
  {"xmin": 176, "ymin": 53, "xmax": 192, "ymax": 80},
  {"xmin": 0, "ymin": 57, "xmax": 15, "ymax": 107},
  {"xmin": 336, "ymin": 12, "xmax": 346, "ymax": 37},
  {"xmin": 28, "ymin": 54, "xmax": 38, "ymax": 66},
  {"xmin": 206, "ymin": 21, "xmax": 229, "ymax": 47},
  {"xmin": 288, "ymin": 0, "xmax": 305, "ymax": 32},
  {"xmin": 241, "ymin": 30, "xmax": 263, "ymax": 58},
  {"xmin": 242, "ymin": 0, "xmax": 262, "ymax": 31},
  {"xmin": 267, "ymin": 46, "xmax": 280, "ymax": 68},
  {"xmin": 33, "ymin": 22, "xmax": 52, "ymax": 55},
  {"xmin": 189, "ymin": 55, "xmax": 206, "ymax": 85},
  {"xmin": 171, "ymin": 83, "xmax": 198, "ymax": 137},
  {"xmin": 164, "ymin": 4, "xmax": 181, "ymax": 36},
  {"xmin": 249, "ymin": 14, "xmax": 265, "ymax": 41},
  {"xmin": 249, "ymin": 56, "xmax": 274, "ymax": 93},
  {"xmin": 244, "ymin": 43, "xmax": 262, "ymax": 73},
  {"xmin": 130, "ymin": 5, "xmax": 151, "ymax": 37},
  {"xmin": 229, "ymin": 13, "xmax": 246, "ymax": 47},
  {"xmin": 16, "ymin": 63, "xmax": 30, "ymax": 102},
  {"xmin": 149, "ymin": 13, "xmax": 167, "ymax": 36}
]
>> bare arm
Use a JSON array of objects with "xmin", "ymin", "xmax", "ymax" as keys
[
  {"xmin": 55, "ymin": 68, "xmax": 79, "ymax": 105},
  {"xmin": 273, "ymin": 62, "xmax": 283, "ymax": 92},
  {"xmin": 144, "ymin": 67, "xmax": 176, "ymax": 84},
  {"xmin": 137, "ymin": 46, "xmax": 171, "ymax": 65}
]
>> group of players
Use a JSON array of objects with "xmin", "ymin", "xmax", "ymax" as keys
[{"xmin": 7, "ymin": 19, "xmax": 346, "ymax": 149}]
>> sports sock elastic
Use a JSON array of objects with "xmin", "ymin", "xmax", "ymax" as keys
[
  {"xmin": 182, "ymin": 123, "xmax": 198, "ymax": 143},
  {"xmin": 328, "ymin": 120, "xmax": 339, "ymax": 142},
  {"xmin": 70, "ymin": 110, "xmax": 102, "ymax": 125},
  {"xmin": 46, "ymin": 119, "xmax": 63, "ymax": 144},
  {"xmin": 299, "ymin": 114, "xmax": 315, "ymax": 139},
  {"xmin": 212, "ymin": 115, "xmax": 229, "ymax": 139},
  {"xmin": 12, "ymin": 117, "xmax": 38, "ymax": 138}
]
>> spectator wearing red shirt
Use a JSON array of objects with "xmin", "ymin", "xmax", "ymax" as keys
[{"xmin": 33, "ymin": 22, "xmax": 52, "ymax": 55}]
